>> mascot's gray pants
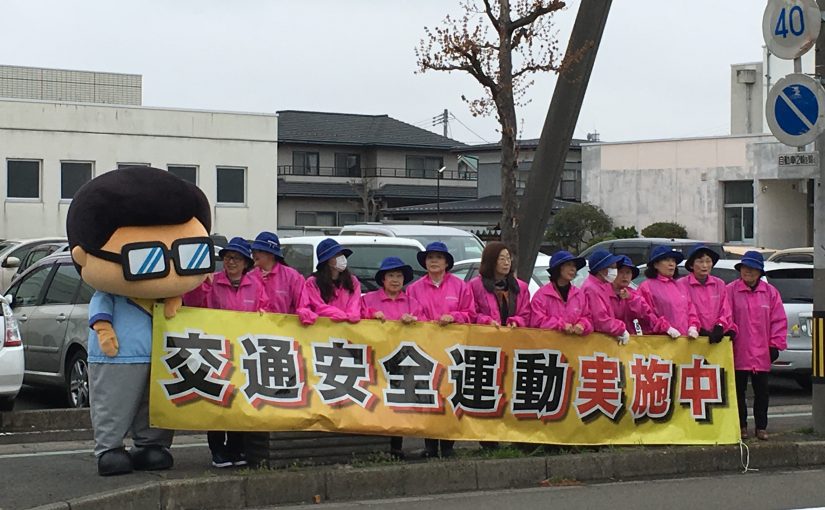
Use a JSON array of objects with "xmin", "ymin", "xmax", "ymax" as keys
[{"xmin": 89, "ymin": 363, "xmax": 174, "ymax": 456}]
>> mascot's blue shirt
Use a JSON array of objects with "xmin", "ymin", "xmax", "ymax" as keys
[{"xmin": 88, "ymin": 291, "xmax": 153, "ymax": 364}]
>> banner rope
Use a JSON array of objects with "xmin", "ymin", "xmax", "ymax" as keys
[{"xmin": 739, "ymin": 440, "xmax": 757, "ymax": 473}]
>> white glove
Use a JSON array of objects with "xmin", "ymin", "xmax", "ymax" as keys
[
  {"xmin": 617, "ymin": 330, "xmax": 630, "ymax": 345},
  {"xmin": 687, "ymin": 326, "xmax": 699, "ymax": 339},
  {"xmin": 667, "ymin": 327, "xmax": 681, "ymax": 339}
]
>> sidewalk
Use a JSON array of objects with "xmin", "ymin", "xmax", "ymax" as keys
[{"xmin": 5, "ymin": 430, "xmax": 825, "ymax": 510}]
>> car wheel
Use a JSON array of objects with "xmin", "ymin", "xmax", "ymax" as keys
[
  {"xmin": 0, "ymin": 397, "xmax": 14, "ymax": 412},
  {"xmin": 796, "ymin": 374, "xmax": 813, "ymax": 391},
  {"xmin": 66, "ymin": 349, "xmax": 89, "ymax": 408}
]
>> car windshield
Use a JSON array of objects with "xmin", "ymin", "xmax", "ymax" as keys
[
  {"xmin": 0, "ymin": 241, "xmax": 20, "ymax": 256},
  {"xmin": 767, "ymin": 268, "xmax": 813, "ymax": 304},
  {"xmin": 408, "ymin": 235, "xmax": 483, "ymax": 262},
  {"xmin": 532, "ymin": 265, "xmax": 551, "ymax": 286},
  {"xmin": 346, "ymin": 245, "xmax": 426, "ymax": 292}
]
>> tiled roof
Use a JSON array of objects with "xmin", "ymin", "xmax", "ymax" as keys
[
  {"xmin": 277, "ymin": 110, "xmax": 467, "ymax": 149},
  {"xmin": 384, "ymin": 195, "xmax": 577, "ymax": 214},
  {"xmin": 454, "ymin": 138, "xmax": 587, "ymax": 153}
]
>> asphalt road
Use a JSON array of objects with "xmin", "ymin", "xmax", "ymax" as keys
[{"xmin": 268, "ymin": 469, "xmax": 825, "ymax": 510}]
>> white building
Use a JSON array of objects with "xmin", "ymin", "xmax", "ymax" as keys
[{"xmin": 0, "ymin": 98, "xmax": 278, "ymax": 239}]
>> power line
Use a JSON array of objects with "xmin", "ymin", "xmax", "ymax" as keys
[{"xmin": 449, "ymin": 113, "xmax": 493, "ymax": 143}]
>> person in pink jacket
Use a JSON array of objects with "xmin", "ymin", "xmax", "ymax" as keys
[
  {"xmin": 530, "ymin": 251, "xmax": 591, "ymax": 335},
  {"xmin": 580, "ymin": 249, "xmax": 629, "ymax": 344},
  {"xmin": 678, "ymin": 244, "xmax": 735, "ymax": 344},
  {"xmin": 611, "ymin": 256, "xmax": 668, "ymax": 336},
  {"xmin": 249, "ymin": 231, "xmax": 304, "ymax": 314},
  {"xmin": 297, "ymin": 238, "xmax": 361, "ymax": 325},
  {"xmin": 468, "ymin": 241, "xmax": 531, "ymax": 328},
  {"xmin": 638, "ymin": 246, "xmax": 700, "ymax": 340},
  {"xmin": 406, "ymin": 241, "xmax": 475, "ymax": 459},
  {"xmin": 726, "ymin": 251, "xmax": 787, "ymax": 441},
  {"xmin": 360, "ymin": 257, "xmax": 423, "ymax": 460},
  {"xmin": 182, "ymin": 237, "xmax": 268, "ymax": 469}
]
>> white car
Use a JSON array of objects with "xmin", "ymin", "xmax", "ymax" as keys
[
  {"xmin": 0, "ymin": 295, "xmax": 24, "ymax": 411},
  {"xmin": 279, "ymin": 236, "xmax": 426, "ymax": 292},
  {"xmin": 451, "ymin": 254, "xmax": 551, "ymax": 296},
  {"xmin": 338, "ymin": 224, "xmax": 484, "ymax": 262},
  {"xmin": 0, "ymin": 237, "xmax": 67, "ymax": 291}
]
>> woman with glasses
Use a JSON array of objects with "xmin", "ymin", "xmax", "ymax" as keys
[
  {"xmin": 638, "ymin": 246, "xmax": 700, "ymax": 340},
  {"xmin": 297, "ymin": 238, "xmax": 361, "ymax": 325},
  {"xmin": 183, "ymin": 237, "xmax": 269, "ymax": 469},
  {"xmin": 530, "ymin": 251, "xmax": 591, "ymax": 335},
  {"xmin": 249, "ymin": 231, "xmax": 304, "ymax": 314},
  {"xmin": 468, "ymin": 242, "xmax": 531, "ymax": 328}
]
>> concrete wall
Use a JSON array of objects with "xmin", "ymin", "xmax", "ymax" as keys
[
  {"xmin": 0, "ymin": 99, "xmax": 278, "ymax": 239},
  {"xmin": 755, "ymin": 178, "xmax": 810, "ymax": 248},
  {"xmin": 0, "ymin": 65, "xmax": 141, "ymax": 105},
  {"xmin": 731, "ymin": 62, "xmax": 763, "ymax": 135}
]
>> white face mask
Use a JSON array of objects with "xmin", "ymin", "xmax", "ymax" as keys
[
  {"xmin": 604, "ymin": 268, "xmax": 618, "ymax": 283},
  {"xmin": 333, "ymin": 255, "xmax": 348, "ymax": 272}
]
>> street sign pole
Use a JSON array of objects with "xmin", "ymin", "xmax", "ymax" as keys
[{"xmin": 812, "ymin": 0, "xmax": 825, "ymax": 434}]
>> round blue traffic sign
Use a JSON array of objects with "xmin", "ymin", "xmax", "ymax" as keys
[{"xmin": 766, "ymin": 73, "xmax": 825, "ymax": 147}]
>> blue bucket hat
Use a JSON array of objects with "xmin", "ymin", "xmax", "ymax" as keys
[
  {"xmin": 648, "ymin": 245, "xmax": 684, "ymax": 266},
  {"xmin": 548, "ymin": 250, "xmax": 586, "ymax": 273},
  {"xmin": 734, "ymin": 251, "xmax": 765, "ymax": 275},
  {"xmin": 685, "ymin": 243, "xmax": 719, "ymax": 272},
  {"xmin": 218, "ymin": 237, "xmax": 253, "ymax": 263},
  {"xmin": 417, "ymin": 241, "xmax": 454, "ymax": 271},
  {"xmin": 587, "ymin": 249, "xmax": 624, "ymax": 273},
  {"xmin": 316, "ymin": 238, "xmax": 353, "ymax": 270},
  {"xmin": 617, "ymin": 255, "xmax": 640, "ymax": 279},
  {"xmin": 251, "ymin": 231, "xmax": 284, "ymax": 259},
  {"xmin": 375, "ymin": 257, "xmax": 414, "ymax": 286}
]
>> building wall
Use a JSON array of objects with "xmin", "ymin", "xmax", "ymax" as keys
[
  {"xmin": 755, "ymin": 178, "xmax": 809, "ymax": 248},
  {"xmin": 277, "ymin": 197, "xmax": 361, "ymax": 227},
  {"xmin": 730, "ymin": 62, "xmax": 763, "ymax": 135},
  {"xmin": 0, "ymin": 99, "xmax": 278, "ymax": 239},
  {"xmin": 0, "ymin": 65, "xmax": 141, "ymax": 105}
]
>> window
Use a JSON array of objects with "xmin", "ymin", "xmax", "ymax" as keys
[
  {"xmin": 7, "ymin": 159, "xmax": 40, "ymax": 199},
  {"xmin": 724, "ymin": 181, "xmax": 754, "ymax": 243},
  {"xmin": 767, "ymin": 268, "xmax": 813, "ymax": 304},
  {"xmin": 295, "ymin": 211, "xmax": 337, "ymax": 227},
  {"xmin": 43, "ymin": 264, "xmax": 82, "ymax": 305},
  {"xmin": 558, "ymin": 167, "xmax": 581, "ymax": 201},
  {"xmin": 293, "ymin": 152, "xmax": 319, "ymax": 176},
  {"xmin": 168, "ymin": 165, "xmax": 198, "ymax": 185},
  {"xmin": 76, "ymin": 280, "xmax": 95, "ymax": 305},
  {"xmin": 334, "ymin": 153, "xmax": 361, "ymax": 177},
  {"xmin": 60, "ymin": 162, "xmax": 92, "ymax": 199},
  {"xmin": 9, "ymin": 264, "xmax": 52, "ymax": 306},
  {"xmin": 344, "ymin": 244, "xmax": 426, "ymax": 292},
  {"xmin": 406, "ymin": 156, "xmax": 444, "ymax": 178},
  {"xmin": 338, "ymin": 212, "xmax": 361, "ymax": 226},
  {"xmin": 216, "ymin": 166, "xmax": 245, "ymax": 204},
  {"xmin": 281, "ymin": 243, "xmax": 315, "ymax": 277}
]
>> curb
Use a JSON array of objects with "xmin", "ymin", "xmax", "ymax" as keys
[{"xmin": 28, "ymin": 441, "xmax": 825, "ymax": 510}]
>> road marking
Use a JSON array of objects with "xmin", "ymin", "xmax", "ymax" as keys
[{"xmin": 0, "ymin": 442, "xmax": 208, "ymax": 460}]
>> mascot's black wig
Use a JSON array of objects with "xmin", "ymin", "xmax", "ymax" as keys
[{"xmin": 66, "ymin": 166, "xmax": 211, "ymax": 253}]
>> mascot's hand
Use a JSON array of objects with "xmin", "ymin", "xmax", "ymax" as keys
[
  {"xmin": 164, "ymin": 296, "xmax": 183, "ymax": 319},
  {"xmin": 93, "ymin": 322, "xmax": 119, "ymax": 357}
]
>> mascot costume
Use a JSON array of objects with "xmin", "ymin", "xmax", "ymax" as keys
[{"xmin": 66, "ymin": 166, "xmax": 213, "ymax": 476}]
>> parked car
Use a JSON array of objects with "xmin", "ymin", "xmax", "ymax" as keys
[
  {"xmin": 0, "ymin": 295, "xmax": 24, "ymax": 411},
  {"xmin": 632, "ymin": 259, "xmax": 813, "ymax": 388},
  {"xmin": 4, "ymin": 252, "xmax": 92, "ymax": 408},
  {"xmin": 338, "ymin": 224, "xmax": 484, "ymax": 262},
  {"xmin": 0, "ymin": 237, "xmax": 68, "ymax": 291},
  {"xmin": 12, "ymin": 242, "xmax": 70, "ymax": 282},
  {"xmin": 579, "ymin": 238, "xmax": 725, "ymax": 267},
  {"xmin": 451, "ymin": 254, "xmax": 549, "ymax": 296},
  {"xmin": 767, "ymin": 247, "xmax": 813, "ymax": 264},
  {"xmin": 724, "ymin": 245, "xmax": 777, "ymax": 261},
  {"xmin": 280, "ymin": 236, "xmax": 426, "ymax": 292}
]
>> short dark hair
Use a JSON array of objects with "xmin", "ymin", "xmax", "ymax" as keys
[
  {"xmin": 478, "ymin": 241, "xmax": 510, "ymax": 280},
  {"xmin": 67, "ymin": 166, "xmax": 211, "ymax": 253}
]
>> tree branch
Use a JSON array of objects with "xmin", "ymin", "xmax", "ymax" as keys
[
  {"xmin": 509, "ymin": 1, "xmax": 564, "ymax": 32},
  {"xmin": 481, "ymin": 0, "xmax": 501, "ymax": 32}
]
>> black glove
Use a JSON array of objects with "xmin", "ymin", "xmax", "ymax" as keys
[
  {"xmin": 699, "ymin": 328, "xmax": 711, "ymax": 337},
  {"xmin": 770, "ymin": 347, "xmax": 779, "ymax": 362},
  {"xmin": 725, "ymin": 330, "xmax": 736, "ymax": 341},
  {"xmin": 708, "ymin": 324, "xmax": 724, "ymax": 344}
]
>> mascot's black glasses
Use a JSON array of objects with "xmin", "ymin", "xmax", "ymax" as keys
[{"xmin": 87, "ymin": 236, "xmax": 216, "ymax": 281}]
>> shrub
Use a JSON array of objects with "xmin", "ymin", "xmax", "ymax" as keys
[{"xmin": 641, "ymin": 222, "xmax": 687, "ymax": 239}]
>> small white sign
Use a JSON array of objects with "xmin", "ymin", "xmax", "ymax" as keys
[
  {"xmin": 778, "ymin": 151, "xmax": 818, "ymax": 166},
  {"xmin": 762, "ymin": 0, "xmax": 821, "ymax": 60}
]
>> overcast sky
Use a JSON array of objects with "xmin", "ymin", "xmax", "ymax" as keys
[{"xmin": 2, "ymin": 1, "xmax": 765, "ymax": 145}]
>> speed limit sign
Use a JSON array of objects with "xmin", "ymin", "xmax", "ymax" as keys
[{"xmin": 763, "ymin": 0, "xmax": 821, "ymax": 60}]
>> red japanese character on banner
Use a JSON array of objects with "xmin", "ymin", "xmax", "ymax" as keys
[
  {"xmin": 628, "ymin": 354, "xmax": 674, "ymax": 421},
  {"xmin": 678, "ymin": 355, "xmax": 725, "ymax": 421},
  {"xmin": 574, "ymin": 352, "xmax": 623, "ymax": 421}
]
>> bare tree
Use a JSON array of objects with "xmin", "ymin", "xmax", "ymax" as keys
[
  {"xmin": 416, "ymin": 0, "xmax": 569, "ymax": 257},
  {"xmin": 348, "ymin": 175, "xmax": 381, "ymax": 222}
]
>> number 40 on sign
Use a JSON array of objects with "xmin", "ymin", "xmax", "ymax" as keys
[{"xmin": 762, "ymin": 0, "xmax": 821, "ymax": 60}]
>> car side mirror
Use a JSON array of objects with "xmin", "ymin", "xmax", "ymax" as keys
[
  {"xmin": 3, "ymin": 294, "xmax": 13, "ymax": 307},
  {"xmin": 2, "ymin": 256, "xmax": 20, "ymax": 269}
]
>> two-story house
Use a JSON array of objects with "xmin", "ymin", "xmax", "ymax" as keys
[{"xmin": 276, "ymin": 110, "xmax": 474, "ymax": 231}]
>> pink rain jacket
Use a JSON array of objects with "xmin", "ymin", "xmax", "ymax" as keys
[
  {"xmin": 677, "ymin": 273, "xmax": 734, "ymax": 332},
  {"xmin": 529, "ymin": 282, "xmax": 592, "ymax": 334},
  {"xmin": 183, "ymin": 271, "xmax": 270, "ymax": 312},
  {"xmin": 638, "ymin": 275, "xmax": 700, "ymax": 334},
  {"xmin": 406, "ymin": 273, "xmax": 475, "ymax": 323},
  {"xmin": 726, "ymin": 279, "xmax": 787, "ymax": 372},
  {"xmin": 297, "ymin": 274, "xmax": 362, "ymax": 325},
  {"xmin": 581, "ymin": 274, "xmax": 628, "ymax": 336},
  {"xmin": 611, "ymin": 288, "xmax": 668, "ymax": 335},
  {"xmin": 361, "ymin": 289, "xmax": 424, "ymax": 321},
  {"xmin": 468, "ymin": 276, "xmax": 532, "ymax": 327},
  {"xmin": 248, "ymin": 264, "xmax": 305, "ymax": 314}
]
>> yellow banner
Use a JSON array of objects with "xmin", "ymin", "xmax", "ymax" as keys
[{"xmin": 150, "ymin": 305, "xmax": 740, "ymax": 445}]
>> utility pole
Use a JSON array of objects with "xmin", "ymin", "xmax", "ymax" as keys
[
  {"xmin": 433, "ymin": 109, "xmax": 449, "ymax": 138},
  {"xmin": 812, "ymin": 0, "xmax": 825, "ymax": 433}
]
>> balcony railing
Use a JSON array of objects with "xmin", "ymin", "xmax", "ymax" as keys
[{"xmin": 277, "ymin": 165, "xmax": 477, "ymax": 181}]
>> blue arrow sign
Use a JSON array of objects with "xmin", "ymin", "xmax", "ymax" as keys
[{"xmin": 775, "ymin": 83, "xmax": 818, "ymax": 135}]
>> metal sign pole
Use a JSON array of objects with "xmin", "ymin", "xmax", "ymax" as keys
[{"xmin": 813, "ymin": 0, "xmax": 825, "ymax": 433}]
